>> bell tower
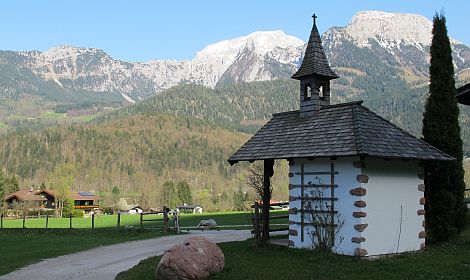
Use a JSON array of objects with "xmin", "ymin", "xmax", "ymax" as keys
[{"xmin": 292, "ymin": 14, "xmax": 339, "ymax": 117}]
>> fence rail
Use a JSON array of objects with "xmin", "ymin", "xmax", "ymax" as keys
[
  {"xmin": 251, "ymin": 202, "xmax": 289, "ymax": 242},
  {"xmin": 0, "ymin": 207, "xmax": 171, "ymax": 233}
]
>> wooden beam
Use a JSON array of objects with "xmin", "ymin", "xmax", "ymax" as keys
[{"xmin": 261, "ymin": 159, "xmax": 274, "ymax": 246}]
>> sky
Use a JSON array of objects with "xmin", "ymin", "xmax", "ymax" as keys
[{"xmin": 2, "ymin": 0, "xmax": 469, "ymax": 62}]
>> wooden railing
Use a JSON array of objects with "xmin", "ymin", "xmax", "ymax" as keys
[
  {"xmin": 252, "ymin": 201, "xmax": 289, "ymax": 243},
  {"xmin": 138, "ymin": 207, "xmax": 169, "ymax": 233},
  {"xmin": 74, "ymin": 205, "xmax": 99, "ymax": 209}
]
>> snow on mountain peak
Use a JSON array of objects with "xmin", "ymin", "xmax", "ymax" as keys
[
  {"xmin": 345, "ymin": 10, "xmax": 433, "ymax": 49},
  {"xmin": 196, "ymin": 30, "xmax": 304, "ymax": 60}
]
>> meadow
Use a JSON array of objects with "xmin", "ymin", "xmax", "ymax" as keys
[
  {"xmin": 117, "ymin": 227, "xmax": 470, "ymax": 280},
  {"xmin": 0, "ymin": 211, "xmax": 287, "ymax": 276},
  {"xmin": 0, "ymin": 211, "xmax": 263, "ymax": 229}
]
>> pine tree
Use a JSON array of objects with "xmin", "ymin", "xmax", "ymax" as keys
[{"xmin": 422, "ymin": 13, "xmax": 467, "ymax": 243}]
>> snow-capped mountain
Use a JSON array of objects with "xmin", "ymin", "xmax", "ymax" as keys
[
  {"xmin": 2, "ymin": 10, "xmax": 470, "ymax": 104},
  {"xmin": 12, "ymin": 30, "xmax": 304, "ymax": 102},
  {"xmin": 323, "ymin": 11, "xmax": 470, "ymax": 80}
]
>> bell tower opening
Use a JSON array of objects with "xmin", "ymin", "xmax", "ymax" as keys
[{"xmin": 305, "ymin": 85, "xmax": 312, "ymax": 100}]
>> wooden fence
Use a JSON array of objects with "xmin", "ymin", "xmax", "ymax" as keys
[
  {"xmin": 0, "ymin": 206, "xmax": 170, "ymax": 232},
  {"xmin": 252, "ymin": 202, "xmax": 289, "ymax": 242}
]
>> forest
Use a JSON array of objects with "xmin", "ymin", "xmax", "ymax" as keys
[
  {"xmin": 0, "ymin": 76, "xmax": 469, "ymax": 211},
  {"xmin": 0, "ymin": 112, "xmax": 289, "ymax": 211}
]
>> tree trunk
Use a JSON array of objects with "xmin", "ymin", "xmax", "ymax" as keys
[{"xmin": 261, "ymin": 159, "xmax": 274, "ymax": 246}]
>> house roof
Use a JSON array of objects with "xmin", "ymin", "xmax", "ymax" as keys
[
  {"xmin": 4, "ymin": 189, "xmax": 48, "ymax": 202},
  {"xmin": 291, "ymin": 22, "xmax": 338, "ymax": 80},
  {"xmin": 69, "ymin": 191, "xmax": 100, "ymax": 201},
  {"xmin": 457, "ymin": 83, "xmax": 470, "ymax": 105},
  {"xmin": 176, "ymin": 204, "xmax": 202, "ymax": 209},
  {"xmin": 4, "ymin": 189, "xmax": 99, "ymax": 202},
  {"xmin": 228, "ymin": 101, "xmax": 454, "ymax": 164}
]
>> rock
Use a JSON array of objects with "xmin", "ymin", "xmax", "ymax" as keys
[
  {"xmin": 197, "ymin": 219, "xmax": 218, "ymax": 230},
  {"xmin": 155, "ymin": 236, "xmax": 224, "ymax": 280}
]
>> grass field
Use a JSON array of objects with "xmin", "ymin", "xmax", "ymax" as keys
[
  {"xmin": 117, "ymin": 227, "xmax": 470, "ymax": 280},
  {"xmin": 0, "ymin": 228, "xmax": 164, "ymax": 276},
  {"xmin": 1, "ymin": 211, "xmax": 275, "ymax": 229},
  {"xmin": 0, "ymin": 211, "xmax": 286, "ymax": 276}
]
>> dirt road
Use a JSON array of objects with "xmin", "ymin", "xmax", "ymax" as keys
[{"xmin": 0, "ymin": 230, "xmax": 252, "ymax": 280}]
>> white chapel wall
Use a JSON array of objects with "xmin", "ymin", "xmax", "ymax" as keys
[
  {"xmin": 361, "ymin": 158, "xmax": 424, "ymax": 256},
  {"xmin": 288, "ymin": 157, "xmax": 361, "ymax": 255}
]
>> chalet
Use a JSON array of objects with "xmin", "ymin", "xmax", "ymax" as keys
[
  {"xmin": 457, "ymin": 83, "xmax": 470, "ymax": 106},
  {"xmin": 4, "ymin": 188, "xmax": 55, "ymax": 209},
  {"xmin": 176, "ymin": 204, "xmax": 203, "ymax": 214},
  {"xmin": 228, "ymin": 16, "xmax": 453, "ymax": 257},
  {"xmin": 4, "ymin": 189, "xmax": 100, "ymax": 212}
]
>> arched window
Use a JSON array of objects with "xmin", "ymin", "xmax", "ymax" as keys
[
  {"xmin": 305, "ymin": 85, "xmax": 312, "ymax": 99},
  {"xmin": 319, "ymin": 85, "xmax": 324, "ymax": 99}
]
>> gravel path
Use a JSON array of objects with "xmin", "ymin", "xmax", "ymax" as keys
[{"xmin": 0, "ymin": 230, "xmax": 253, "ymax": 280}]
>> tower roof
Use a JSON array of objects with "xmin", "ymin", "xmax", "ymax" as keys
[{"xmin": 292, "ymin": 18, "xmax": 339, "ymax": 80}]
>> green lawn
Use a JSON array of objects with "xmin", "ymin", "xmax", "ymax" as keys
[
  {"xmin": 1, "ymin": 211, "xmax": 285, "ymax": 230},
  {"xmin": 117, "ymin": 228, "xmax": 470, "ymax": 280},
  {"xmin": 0, "ymin": 211, "xmax": 287, "ymax": 276},
  {"xmin": 0, "ymin": 228, "xmax": 164, "ymax": 276}
]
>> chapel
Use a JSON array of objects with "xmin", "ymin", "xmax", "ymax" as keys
[{"xmin": 228, "ymin": 16, "xmax": 452, "ymax": 256}]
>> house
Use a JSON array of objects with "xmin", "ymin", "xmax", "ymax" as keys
[
  {"xmin": 4, "ymin": 189, "xmax": 100, "ymax": 212},
  {"xmin": 176, "ymin": 204, "xmax": 203, "ymax": 214},
  {"xmin": 4, "ymin": 188, "xmax": 55, "ymax": 209},
  {"xmin": 457, "ymin": 83, "xmax": 470, "ymax": 105},
  {"xmin": 228, "ymin": 16, "xmax": 453, "ymax": 257},
  {"xmin": 120, "ymin": 205, "xmax": 144, "ymax": 215}
]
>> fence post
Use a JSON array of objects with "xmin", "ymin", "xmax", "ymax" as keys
[
  {"xmin": 91, "ymin": 213, "xmax": 95, "ymax": 229},
  {"xmin": 140, "ymin": 212, "xmax": 143, "ymax": 230},
  {"xmin": 117, "ymin": 212, "xmax": 121, "ymax": 229},
  {"xmin": 1, "ymin": 213, "xmax": 3, "ymax": 229},
  {"xmin": 45, "ymin": 214, "xmax": 49, "ymax": 229},
  {"xmin": 163, "ymin": 206, "xmax": 168, "ymax": 234},
  {"xmin": 22, "ymin": 214, "xmax": 26, "ymax": 229},
  {"xmin": 69, "ymin": 213, "xmax": 72, "ymax": 229},
  {"xmin": 254, "ymin": 202, "xmax": 261, "ymax": 244}
]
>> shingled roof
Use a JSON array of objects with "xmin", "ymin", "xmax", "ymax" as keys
[
  {"xmin": 228, "ymin": 101, "xmax": 453, "ymax": 164},
  {"xmin": 291, "ymin": 22, "xmax": 338, "ymax": 80}
]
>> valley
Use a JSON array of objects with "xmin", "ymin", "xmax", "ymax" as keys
[{"xmin": 1, "ymin": 10, "xmax": 470, "ymax": 210}]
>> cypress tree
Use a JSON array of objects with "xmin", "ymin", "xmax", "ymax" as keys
[{"xmin": 422, "ymin": 13, "xmax": 467, "ymax": 243}]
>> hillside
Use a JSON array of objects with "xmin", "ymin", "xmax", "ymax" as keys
[
  {"xmin": 0, "ymin": 113, "xmax": 289, "ymax": 210},
  {"xmin": 98, "ymin": 78, "xmax": 470, "ymax": 155}
]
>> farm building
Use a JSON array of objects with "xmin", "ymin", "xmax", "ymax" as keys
[
  {"xmin": 176, "ymin": 204, "xmax": 203, "ymax": 214},
  {"xmin": 228, "ymin": 16, "xmax": 453, "ymax": 257},
  {"xmin": 4, "ymin": 188, "xmax": 100, "ymax": 212}
]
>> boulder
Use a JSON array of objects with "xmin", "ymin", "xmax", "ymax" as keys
[
  {"xmin": 196, "ymin": 219, "xmax": 217, "ymax": 230},
  {"xmin": 155, "ymin": 236, "xmax": 224, "ymax": 280}
]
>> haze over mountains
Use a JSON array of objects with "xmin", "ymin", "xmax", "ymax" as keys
[{"xmin": 1, "ymin": 10, "xmax": 469, "ymax": 105}]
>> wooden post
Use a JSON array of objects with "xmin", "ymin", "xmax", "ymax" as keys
[
  {"xmin": 91, "ymin": 213, "xmax": 95, "ymax": 229},
  {"xmin": 330, "ymin": 163, "xmax": 335, "ymax": 248},
  {"xmin": 69, "ymin": 213, "xmax": 72, "ymax": 229},
  {"xmin": 140, "ymin": 212, "xmax": 143, "ymax": 230},
  {"xmin": 22, "ymin": 214, "xmax": 26, "ymax": 229},
  {"xmin": 1, "ymin": 213, "xmax": 3, "ymax": 229},
  {"xmin": 300, "ymin": 163, "xmax": 305, "ymax": 242},
  {"xmin": 253, "ymin": 202, "xmax": 261, "ymax": 243},
  {"xmin": 163, "ymin": 206, "xmax": 168, "ymax": 234},
  {"xmin": 117, "ymin": 212, "xmax": 121, "ymax": 228},
  {"xmin": 262, "ymin": 159, "xmax": 274, "ymax": 245},
  {"xmin": 45, "ymin": 214, "xmax": 49, "ymax": 229}
]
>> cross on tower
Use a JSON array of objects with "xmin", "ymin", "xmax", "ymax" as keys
[{"xmin": 312, "ymin": 14, "xmax": 317, "ymax": 25}]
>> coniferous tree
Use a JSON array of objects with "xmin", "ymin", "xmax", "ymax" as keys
[{"xmin": 422, "ymin": 13, "xmax": 467, "ymax": 243}]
